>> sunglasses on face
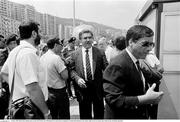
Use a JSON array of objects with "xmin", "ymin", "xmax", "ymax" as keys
[
  {"xmin": 59, "ymin": 43, "xmax": 63, "ymax": 46},
  {"xmin": 142, "ymin": 41, "xmax": 155, "ymax": 47},
  {"xmin": 83, "ymin": 36, "xmax": 93, "ymax": 40},
  {"xmin": 57, "ymin": 43, "xmax": 63, "ymax": 46}
]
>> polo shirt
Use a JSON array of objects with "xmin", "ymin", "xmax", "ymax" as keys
[
  {"xmin": 1, "ymin": 40, "xmax": 48, "ymax": 101},
  {"xmin": 40, "ymin": 50, "xmax": 66, "ymax": 89}
]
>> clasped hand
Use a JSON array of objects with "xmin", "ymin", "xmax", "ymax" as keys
[{"xmin": 77, "ymin": 78, "xmax": 87, "ymax": 88}]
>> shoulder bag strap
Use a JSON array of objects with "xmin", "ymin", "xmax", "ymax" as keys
[{"xmin": 7, "ymin": 46, "xmax": 30, "ymax": 117}]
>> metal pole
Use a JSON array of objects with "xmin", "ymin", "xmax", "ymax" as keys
[{"xmin": 73, "ymin": 0, "xmax": 76, "ymax": 29}]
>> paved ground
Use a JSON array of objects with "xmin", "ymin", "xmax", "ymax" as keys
[{"xmin": 70, "ymin": 98, "xmax": 80, "ymax": 119}]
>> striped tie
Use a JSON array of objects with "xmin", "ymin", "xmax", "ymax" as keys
[{"xmin": 85, "ymin": 49, "xmax": 92, "ymax": 81}]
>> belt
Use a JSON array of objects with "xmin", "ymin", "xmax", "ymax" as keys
[
  {"xmin": 12, "ymin": 97, "xmax": 27, "ymax": 109},
  {"xmin": 12, "ymin": 97, "xmax": 26, "ymax": 104},
  {"xmin": 48, "ymin": 87, "xmax": 66, "ymax": 92}
]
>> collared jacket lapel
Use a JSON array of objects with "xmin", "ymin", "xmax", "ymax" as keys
[
  {"xmin": 76, "ymin": 48, "xmax": 85, "ymax": 78},
  {"xmin": 92, "ymin": 47, "xmax": 97, "ymax": 74}
]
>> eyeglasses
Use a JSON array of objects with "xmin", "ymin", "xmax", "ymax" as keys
[
  {"xmin": 142, "ymin": 41, "xmax": 155, "ymax": 47},
  {"xmin": 83, "ymin": 36, "xmax": 93, "ymax": 40},
  {"xmin": 59, "ymin": 43, "xmax": 63, "ymax": 46},
  {"xmin": 57, "ymin": 43, "xmax": 63, "ymax": 46}
]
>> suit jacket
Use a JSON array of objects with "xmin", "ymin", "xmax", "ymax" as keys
[
  {"xmin": 103, "ymin": 49, "xmax": 148, "ymax": 119},
  {"xmin": 69, "ymin": 46, "xmax": 108, "ymax": 101}
]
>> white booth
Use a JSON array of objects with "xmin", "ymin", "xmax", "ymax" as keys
[{"xmin": 136, "ymin": 0, "xmax": 180, "ymax": 119}]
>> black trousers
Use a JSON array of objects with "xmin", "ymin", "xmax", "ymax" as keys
[
  {"xmin": 0, "ymin": 82, "xmax": 9, "ymax": 119},
  {"xmin": 78, "ymin": 83, "xmax": 104, "ymax": 119},
  {"xmin": 47, "ymin": 87, "xmax": 70, "ymax": 119}
]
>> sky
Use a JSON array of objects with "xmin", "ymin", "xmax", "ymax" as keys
[{"xmin": 9, "ymin": 0, "xmax": 147, "ymax": 30}]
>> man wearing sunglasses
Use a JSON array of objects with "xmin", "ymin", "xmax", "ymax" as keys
[
  {"xmin": 103, "ymin": 25, "xmax": 164, "ymax": 119},
  {"xmin": 40, "ymin": 37, "xmax": 70, "ymax": 119}
]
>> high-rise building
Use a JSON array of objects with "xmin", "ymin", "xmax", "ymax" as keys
[
  {"xmin": 58, "ymin": 24, "xmax": 65, "ymax": 40},
  {"xmin": 0, "ymin": 0, "xmax": 10, "ymax": 17},
  {"xmin": 24, "ymin": 4, "xmax": 35, "ymax": 21},
  {"xmin": 35, "ymin": 11, "xmax": 45, "ymax": 34},
  {"xmin": 43, "ymin": 14, "xmax": 57, "ymax": 36},
  {"xmin": 9, "ymin": 1, "xmax": 25, "ymax": 22},
  {"xmin": 0, "ymin": 0, "xmax": 73, "ymax": 40},
  {"xmin": 0, "ymin": 15, "xmax": 11, "ymax": 37},
  {"xmin": 10, "ymin": 19, "xmax": 21, "ymax": 35},
  {"xmin": 0, "ymin": 15, "xmax": 20, "ymax": 37},
  {"xmin": 64, "ymin": 25, "xmax": 73, "ymax": 40}
]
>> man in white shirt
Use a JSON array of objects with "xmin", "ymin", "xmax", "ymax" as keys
[
  {"xmin": 0, "ymin": 21, "xmax": 51, "ymax": 119},
  {"xmin": 40, "ymin": 37, "xmax": 69, "ymax": 119}
]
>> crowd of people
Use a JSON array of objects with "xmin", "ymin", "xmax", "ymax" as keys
[{"xmin": 0, "ymin": 20, "xmax": 164, "ymax": 119}]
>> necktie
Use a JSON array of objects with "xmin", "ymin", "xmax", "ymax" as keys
[
  {"xmin": 136, "ymin": 60, "xmax": 141, "ymax": 76},
  {"xmin": 136, "ymin": 60, "xmax": 148, "ymax": 91},
  {"xmin": 85, "ymin": 49, "xmax": 92, "ymax": 81}
]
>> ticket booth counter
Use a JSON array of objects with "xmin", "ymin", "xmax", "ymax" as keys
[{"xmin": 136, "ymin": 0, "xmax": 180, "ymax": 119}]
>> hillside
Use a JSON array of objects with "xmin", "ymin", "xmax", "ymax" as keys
[{"xmin": 56, "ymin": 17, "xmax": 121, "ymax": 31}]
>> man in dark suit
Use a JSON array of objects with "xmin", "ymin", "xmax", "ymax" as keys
[
  {"xmin": 103, "ymin": 25, "xmax": 164, "ymax": 119},
  {"xmin": 68, "ymin": 29, "xmax": 108, "ymax": 119}
]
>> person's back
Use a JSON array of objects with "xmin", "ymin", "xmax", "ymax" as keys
[
  {"xmin": 0, "ymin": 21, "xmax": 51, "ymax": 119},
  {"xmin": 109, "ymin": 36, "xmax": 126, "ymax": 63},
  {"xmin": 41, "ymin": 50, "xmax": 66, "ymax": 89}
]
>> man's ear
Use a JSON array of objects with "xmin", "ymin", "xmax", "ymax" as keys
[
  {"xmin": 31, "ymin": 31, "xmax": 37, "ymax": 38},
  {"xmin": 54, "ymin": 43, "xmax": 58, "ymax": 48},
  {"xmin": 128, "ymin": 39, "xmax": 133, "ymax": 46}
]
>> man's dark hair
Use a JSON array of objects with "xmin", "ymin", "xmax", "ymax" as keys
[
  {"xmin": 79, "ymin": 30, "xmax": 93, "ymax": 40},
  {"xmin": 47, "ymin": 37, "xmax": 61, "ymax": 49},
  {"xmin": 68, "ymin": 37, "xmax": 76, "ymax": 43},
  {"xmin": 19, "ymin": 20, "xmax": 40, "ymax": 40},
  {"xmin": 5, "ymin": 34, "xmax": 18, "ymax": 45},
  {"xmin": 126, "ymin": 25, "xmax": 154, "ymax": 46},
  {"xmin": 113, "ymin": 36, "xmax": 126, "ymax": 50}
]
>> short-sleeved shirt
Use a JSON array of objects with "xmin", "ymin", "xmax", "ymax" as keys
[
  {"xmin": 105, "ymin": 45, "xmax": 114, "ymax": 63},
  {"xmin": 145, "ymin": 52, "xmax": 160, "ymax": 67},
  {"xmin": 1, "ymin": 40, "xmax": 48, "ymax": 101},
  {"xmin": 40, "ymin": 50, "xmax": 66, "ymax": 89}
]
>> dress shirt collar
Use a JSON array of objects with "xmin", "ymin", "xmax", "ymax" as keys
[
  {"xmin": 82, "ymin": 46, "xmax": 92, "ymax": 53},
  {"xmin": 126, "ymin": 48, "xmax": 138, "ymax": 64},
  {"xmin": 48, "ymin": 49, "xmax": 56, "ymax": 55},
  {"xmin": 20, "ymin": 40, "xmax": 37, "ymax": 52}
]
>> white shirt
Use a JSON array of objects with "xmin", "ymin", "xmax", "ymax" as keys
[
  {"xmin": 126, "ymin": 48, "xmax": 145, "ymax": 90},
  {"xmin": 1, "ymin": 40, "xmax": 48, "ymax": 101},
  {"xmin": 40, "ymin": 50, "xmax": 66, "ymax": 89},
  {"xmin": 109, "ymin": 47, "xmax": 122, "ymax": 62},
  {"xmin": 145, "ymin": 52, "xmax": 160, "ymax": 67},
  {"xmin": 82, "ymin": 47, "xmax": 94, "ymax": 80},
  {"xmin": 105, "ymin": 45, "xmax": 114, "ymax": 63}
]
